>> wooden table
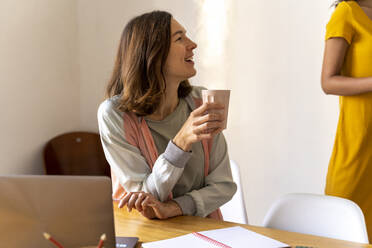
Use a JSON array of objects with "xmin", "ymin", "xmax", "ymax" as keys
[{"xmin": 113, "ymin": 203, "xmax": 371, "ymax": 248}]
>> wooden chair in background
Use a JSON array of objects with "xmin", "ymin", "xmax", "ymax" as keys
[{"xmin": 43, "ymin": 132, "xmax": 111, "ymax": 177}]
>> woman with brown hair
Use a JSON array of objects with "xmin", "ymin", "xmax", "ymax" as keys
[
  {"xmin": 322, "ymin": 0, "xmax": 372, "ymax": 240},
  {"xmin": 98, "ymin": 11, "xmax": 236, "ymax": 220}
]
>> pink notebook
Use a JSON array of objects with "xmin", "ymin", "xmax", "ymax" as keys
[{"xmin": 142, "ymin": 226, "xmax": 289, "ymax": 248}]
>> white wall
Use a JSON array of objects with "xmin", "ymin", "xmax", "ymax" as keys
[
  {"xmin": 1, "ymin": 0, "xmax": 340, "ymax": 226},
  {"xmin": 77, "ymin": 0, "xmax": 160, "ymax": 131},
  {"xmin": 225, "ymin": 0, "xmax": 339, "ymax": 224},
  {"xmin": 0, "ymin": 0, "xmax": 80, "ymax": 174}
]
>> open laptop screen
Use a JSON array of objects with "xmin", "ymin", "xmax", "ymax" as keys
[{"xmin": 0, "ymin": 175, "xmax": 116, "ymax": 247}]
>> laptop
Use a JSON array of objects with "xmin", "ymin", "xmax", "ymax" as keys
[{"xmin": 0, "ymin": 175, "xmax": 116, "ymax": 247}]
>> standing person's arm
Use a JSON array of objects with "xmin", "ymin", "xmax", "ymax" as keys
[
  {"xmin": 321, "ymin": 2, "xmax": 372, "ymax": 95},
  {"xmin": 321, "ymin": 38, "xmax": 372, "ymax": 96}
]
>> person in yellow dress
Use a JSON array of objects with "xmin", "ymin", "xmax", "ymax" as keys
[{"xmin": 322, "ymin": 0, "xmax": 372, "ymax": 241}]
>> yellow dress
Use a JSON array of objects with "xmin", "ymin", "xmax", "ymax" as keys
[{"xmin": 325, "ymin": 1, "xmax": 372, "ymax": 241}]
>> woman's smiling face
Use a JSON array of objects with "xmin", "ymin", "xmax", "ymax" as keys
[{"xmin": 163, "ymin": 18, "xmax": 197, "ymax": 83}]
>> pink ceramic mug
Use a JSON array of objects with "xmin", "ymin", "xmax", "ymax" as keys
[{"xmin": 201, "ymin": 89, "xmax": 230, "ymax": 129}]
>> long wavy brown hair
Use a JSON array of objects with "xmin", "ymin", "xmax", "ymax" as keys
[{"xmin": 105, "ymin": 11, "xmax": 192, "ymax": 116}]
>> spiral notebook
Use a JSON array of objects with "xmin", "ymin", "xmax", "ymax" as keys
[{"xmin": 142, "ymin": 226, "xmax": 289, "ymax": 248}]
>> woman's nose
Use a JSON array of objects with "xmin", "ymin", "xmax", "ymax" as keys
[{"xmin": 188, "ymin": 39, "xmax": 197, "ymax": 50}]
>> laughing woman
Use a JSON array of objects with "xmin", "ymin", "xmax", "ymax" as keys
[
  {"xmin": 322, "ymin": 0, "xmax": 372, "ymax": 240},
  {"xmin": 97, "ymin": 11, "xmax": 236, "ymax": 220}
]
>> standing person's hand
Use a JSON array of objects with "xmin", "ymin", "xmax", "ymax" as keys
[{"xmin": 173, "ymin": 102, "xmax": 225, "ymax": 151}]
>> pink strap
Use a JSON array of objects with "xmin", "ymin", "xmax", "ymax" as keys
[
  {"xmin": 194, "ymin": 99, "xmax": 222, "ymax": 220},
  {"xmin": 201, "ymin": 140, "xmax": 212, "ymax": 177},
  {"xmin": 111, "ymin": 112, "xmax": 157, "ymax": 201},
  {"xmin": 139, "ymin": 117, "xmax": 158, "ymax": 168},
  {"xmin": 123, "ymin": 112, "xmax": 157, "ymax": 168}
]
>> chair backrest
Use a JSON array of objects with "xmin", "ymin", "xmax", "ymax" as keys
[
  {"xmin": 220, "ymin": 160, "xmax": 248, "ymax": 224},
  {"xmin": 263, "ymin": 193, "xmax": 369, "ymax": 244},
  {"xmin": 43, "ymin": 132, "xmax": 110, "ymax": 177}
]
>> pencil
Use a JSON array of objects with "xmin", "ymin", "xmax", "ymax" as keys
[
  {"xmin": 97, "ymin": 233, "xmax": 106, "ymax": 248},
  {"xmin": 43, "ymin": 232, "xmax": 64, "ymax": 248}
]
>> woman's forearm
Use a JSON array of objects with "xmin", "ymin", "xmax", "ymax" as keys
[
  {"xmin": 321, "ymin": 75, "xmax": 372, "ymax": 96},
  {"xmin": 165, "ymin": 200, "xmax": 183, "ymax": 218}
]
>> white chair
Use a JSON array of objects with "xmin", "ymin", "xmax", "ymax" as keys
[
  {"xmin": 263, "ymin": 193, "xmax": 369, "ymax": 244},
  {"xmin": 220, "ymin": 160, "xmax": 248, "ymax": 224}
]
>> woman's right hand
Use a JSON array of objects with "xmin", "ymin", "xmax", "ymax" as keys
[
  {"xmin": 118, "ymin": 191, "xmax": 182, "ymax": 219},
  {"xmin": 173, "ymin": 102, "xmax": 225, "ymax": 151}
]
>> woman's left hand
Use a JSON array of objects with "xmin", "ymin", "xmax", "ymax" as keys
[{"xmin": 118, "ymin": 191, "xmax": 182, "ymax": 219}]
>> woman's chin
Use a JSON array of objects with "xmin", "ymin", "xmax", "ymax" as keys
[
  {"xmin": 174, "ymin": 70, "xmax": 197, "ymax": 82},
  {"xmin": 188, "ymin": 69, "xmax": 197, "ymax": 78}
]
